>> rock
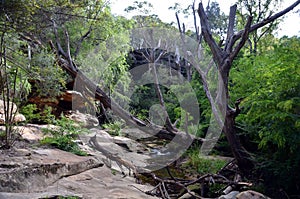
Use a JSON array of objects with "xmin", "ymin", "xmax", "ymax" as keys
[
  {"xmin": 237, "ymin": 190, "xmax": 271, "ymax": 199},
  {"xmin": 0, "ymin": 100, "xmax": 18, "ymax": 114},
  {"xmin": 0, "ymin": 126, "xmax": 158, "ymax": 199},
  {"xmin": 0, "ymin": 100, "xmax": 26, "ymax": 124},
  {"xmin": 17, "ymin": 124, "xmax": 47, "ymax": 141},
  {"xmin": 65, "ymin": 110, "xmax": 99, "ymax": 127},
  {"xmin": 46, "ymin": 166, "xmax": 156, "ymax": 199},
  {"xmin": 121, "ymin": 128, "xmax": 153, "ymax": 139},
  {"xmin": 13, "ymin": 114, "xmax": 26, "ymax": 123},
  {"xmin": 113, "ymin": 136, "xmax": 148, "ymax": 153},
  {"xmin": 0, "ymin": 148, "xmax": 103, "ymax": 192},
  {"xmin": 79, "ymin": 128, "xmax": 152, "ymax": 173},
  {"xmin": 219, "ymin": 191, "xmax": 240, "ymax": 199},
  {"xmin": 178, "ymin": 191, "xmax": 197, "ymax": 199},
  {"xmin": 0, "ymin": 166, "xmax": 157, "ymax": 199},
  {"xmin": 0, "ymin": 124, "xmax": 58, "ymax": 142},
  {"xmin": 59, "ymin": 90, "xmax": 87, "ymax": 111}
]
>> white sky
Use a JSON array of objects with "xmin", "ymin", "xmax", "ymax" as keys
[{"xmin": 110, "ymin": 0, "xmax": 300, "ymax": 37}]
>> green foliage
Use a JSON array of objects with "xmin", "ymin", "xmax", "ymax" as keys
[
  {"xmin": 20, "ymin": 104, "xmax": 56, "ymax": 124},
  {"xmin": 30, "ymin": 50, "xmax": 67, "ymax": 98},
  {"xmin": 185, "ymin": 147, "xmax": 227, "ymax": 175},
  {"xmin": 102, "ymin": 120, "xmax": 125, "ymax": 136},
  {"xmin": 232, "ymin": 37, "xmax": 300, "ymax": 150},
  {"xmin": 231, "ymin": 36, "xmax": 300, "ymax": 195},
  {"xmin": 124, "ymin": 0, "xmax": 154, "ymax": 15},
  {"xmin": 206, "ymin": 1, "xmax": 228, "ymax": 36},
  {"xmin": 190, "ymin": 71, "xmax": 212, "ymax": 137},
  {"xmin": 40, "ymin": 116, "xmax": 88, "ymax": 156}
]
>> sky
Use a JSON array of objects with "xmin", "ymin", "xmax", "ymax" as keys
[{"xmin": 109, "ymin": 0, "xmax": 300, "ymax": 38}]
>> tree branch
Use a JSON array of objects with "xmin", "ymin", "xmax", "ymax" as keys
[
  {"xmin": 225, "ymin": 5, "xmax": 237, "ymax": 53},
  {"xmin": 74, "ymin": 26, "xmax": 92, "ymax": 58},
  {"xmin": 230, "ymin": 16, "xmax": 253, "ymax": 62},
  {"xmin": 197, "ymin": 2, "xmax": 224, "ymax": 66},
  {"xmin": 192, "ymin": 0, "xmax": 200, "ymax": 42},
  {"xmin": 233, "ymin": 0, "xmax": 300, "ymax": 44},
  {"xmin": 64, "ymin": 30, "xmax": 76, "ymax": 71},
  {"xmin": 51, "ymin": 20, "xmax": 67, "ymax": 58}
]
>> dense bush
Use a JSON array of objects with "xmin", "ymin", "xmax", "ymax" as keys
[{"xmin": 231, "ymin": 36, "xmax": 300, "ymax": 196}]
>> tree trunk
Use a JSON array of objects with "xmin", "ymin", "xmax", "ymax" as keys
[{"xmin": 223, "ymin": 108, "xmax": 253, "ymax": 175}]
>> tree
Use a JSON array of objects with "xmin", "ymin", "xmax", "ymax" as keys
[
  {"xmin": 0, "ymin": 12, "xmax": 32, "ymax": 149},
  {"xmin": 196, "ymin": 0, "xmax": 300, "ymax": 175}
]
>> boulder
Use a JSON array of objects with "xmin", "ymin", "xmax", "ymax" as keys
[
  {"xmin": 0, "ymin": 100, "xmax": 18, "ymax": 113},
  {"xmin": 0, "ymin": 166, "xmax": 157, "ymax": 199},
  {"xmin": 65, "ymin": 110, "xmax": 99, "ymax": 127},
  {"xmin": 237, "ymin": 190, "xmax": 270, "ymax": 199},
  {"xmin": 178, "ymin": 191, "xmax": 197, "ymax": 199},
  {"xmin": 0, "ymin": 100, "xmax": 26, "ymax": 124},
  {"xmin": 219, "ymin": 191, "xmax": 240, "ymax": 199}
]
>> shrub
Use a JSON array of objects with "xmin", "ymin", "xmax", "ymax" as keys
[{"xmin": 40, "ymin": 116, "xmax": 88, "ymax": 156}]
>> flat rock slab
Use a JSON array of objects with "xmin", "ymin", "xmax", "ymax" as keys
[
  {"xmin": 0, "ymin": 152, "xmax": 157, "ymax": 199},
  {"xmin": 0, "ymin": 148, "xmax": 103, "ymax": 192},
  {"xmin": 0, "ymin": 167, "xmax": 157, "ymax": 199},
  {"xmin": 0, "ymin": 126, "xmax": 158, "ymax": 199}
]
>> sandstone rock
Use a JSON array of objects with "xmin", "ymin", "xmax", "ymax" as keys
[
  {"xmin": 79, "ymin": 128, "xmax": 152, "ymax": 173},
  {"xmin": 178, "ymin": 191, "xmax": 197, "ymax": 199},
  {"xmin": 0, "ymin": 100, "xmax": 26, "ymax": 124},
  {"xmin": 121, "ymin": 128, "xmax": 153, "ymax": 140},
  {"xmin": 13, "ymin": 114, "xmax": 26, "ymax": 123},
  {"xmin": 0, "ymin": 166, "xmax": 157, "ymax": 199},
  {"xmin": 0, "ymin": 100, "xmax": 18, "ymax": 114},
  {"xmin": 59, "ymin": 90, "xmax": 87, "ymax": 110},
  {"xmin": 66, "ymin": 110, "xmax": 99, "ymax": 127},
  {"xmin": 0, "ymin": 127, "xmax": 158, "ymax": 199},
  {"xmin": 0, "ymin": 148, "xmax": 103, "ymax": 192},
  {"xmin": 219, "ymin": 191, "xmax": 240, "ymax": 199},
  {"xmin": 113, "ymin": 136, "xmax": 148, "ymax": 153},
  {"xmin": 0, "ymin": 124, "xmax": 57, "ymax": 142},
  {"xmin": 237, "ymin": 190, "xmax": 271, "ymax": 199}
]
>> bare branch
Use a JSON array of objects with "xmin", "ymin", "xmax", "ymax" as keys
[
  {"xmin": 51, "ymin": 20, "xmax": 67, "ymax": 58},
  {"xmin": 233, "ymin": 0, "xmax": 300, "ymax": 43},
  {"xmin": 192, "ymin": 0, "xmax": 200, "ymax": 41},
  {"xmin": 64, "ymin": 30, "xmax": 76, "ymax": 71},
  {"xmin": 230, "ymin": 16, "xmax": 253, "ymax": 62},
  {"xmin": 175, "ymin": 12, "xmax": 182, "ymax": 34},
  {"xmin": 197, "ymin": 2, "xmax": 224, "ymax": 66},
  {"xmin": 74, "ymin": 26, "xmax": 92, "ymax": 58},
  {"xmin": 225, "ymin": 5, "xmax": 237, "ymax": 53}
]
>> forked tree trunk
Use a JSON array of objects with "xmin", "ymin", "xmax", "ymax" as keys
[{"xmin": 197, "ymin": 1, "xmax": 300, "ymax": 175}]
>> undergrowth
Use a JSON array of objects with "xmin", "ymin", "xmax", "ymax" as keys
[
  {"xmin": 40, "ymin": 115, "xmax": 88, "ymax": 156},
  {"xmin": 185, "ymin": 146, "xmax": 227, "ymax": 175}
]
